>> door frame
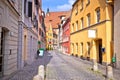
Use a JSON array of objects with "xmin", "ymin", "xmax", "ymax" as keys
[
  {"xmin": 0, "ymin": 28, "xmax": 7, "ymax": 77},
  {"xmin": 97, "ymin": 39, "xmax": 102, "ymax": 64}
]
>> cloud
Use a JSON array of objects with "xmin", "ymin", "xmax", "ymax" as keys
[
  {"xmin": 68, "ymin": 0, "xmax": 76, "ymax": 5},
  {"xmin": 57, "ymin": 0, "xmax": 76, "ymax": 11}
]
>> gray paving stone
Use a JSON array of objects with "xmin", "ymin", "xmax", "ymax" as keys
[
  {"xmin": 1, "ymin": 50, "xmax": 119, "ymax": 80},
  {"xmin": 46, "ymin": 50, "xmax": 105, "ymax": 80}
]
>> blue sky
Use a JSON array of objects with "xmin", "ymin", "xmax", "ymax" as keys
[{"xmin": 42, "ymin": 0, "xmax": 76, "ymax": 12}]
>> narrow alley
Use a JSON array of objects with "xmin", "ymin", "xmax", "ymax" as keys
[{"xmin": 2, "ymin": 50, "xmax": 107, "ymax": 80}]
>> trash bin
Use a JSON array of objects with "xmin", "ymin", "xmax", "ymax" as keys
[
  {"xmin": 112, "ymin": 57, "xmax": 116, "ymax": 63},
  {"xmin": 112, "ymin": 56, "xmax": 116, "ymax": 68},
  {"xmin": 38, "ymin": 48, "xmax": 44, "ymax": 57}
]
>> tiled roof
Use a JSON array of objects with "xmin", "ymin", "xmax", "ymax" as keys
[{"xmin": 45, "ymin": 11, "xmax": 71, "ymax": 31}]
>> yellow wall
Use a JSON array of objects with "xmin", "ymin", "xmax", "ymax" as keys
[{"xmin": 70, "ymin": 0, "xmax": 113, "ymax": 63}]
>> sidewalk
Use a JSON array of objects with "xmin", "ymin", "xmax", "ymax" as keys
[
  {"xmin": 0, "ymin": 51, "xmax": 50, "ymax": 80},
  {"xmin": 48, "ymin": 50, "xmax": 120, "ymax": 80},
  {"xmin": 71, "ymin": 55, "xmax": 120, "ymax": 80}
]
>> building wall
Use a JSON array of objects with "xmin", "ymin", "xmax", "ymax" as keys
[
  {"xmin": 0, "ymin": 0, "xmax": 19, "ymax": 76},
  {"xmin": 62, "ymin": 18, "xmax": 70, "ymax": 54},
  {"xmin": 18, "ymin": 0, "xmax": 38, "ymax": 69},
  {"xmin": 114, "ymin": 0, "xmax": 120, "ymax": 68},
  {"xmin": 53, "ymin": 33, "xmax": 57, "ymax": 49},
  {"xmin": 70, "ymin": 0, "xmax": 113, "ymax": 64},
  {"xmin": 27, "ymin": 28, "xmax": 37, "ymax": 64},
  {"xmin": 46, "ymin": 24, "xmax": 53, "ymax": 49},
  {"xmin": 17, "ymin": 0, "xmax": 23, "ymax": 70},
  {"xmin": 21, "ymin": 26, "xmax": 38, "ymax": 67}
]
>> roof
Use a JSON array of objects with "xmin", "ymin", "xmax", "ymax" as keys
[
  {"xmin": 72, "ymin": 0, "xmax": 79, "ymax": 7},
  {"xmin": 45, "ymin": 11, "xmax": 71, "ymax": 31}
]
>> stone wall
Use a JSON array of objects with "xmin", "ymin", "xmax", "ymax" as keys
[
  {"xmin": 0, "ymin": 0, "xmax": 19, "ymax": 76},
  {"xmin": 114, "ymin": 0, "xmax": 120, "ymax": 68}
]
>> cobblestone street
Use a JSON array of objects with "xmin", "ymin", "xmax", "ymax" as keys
[
  {"xmin": 46, "ymin": 50, "xmax": 105, "ymax": 80},
  {"xmin": 2, "ymin": 50, "xmax": 119, "ymax": 80}
]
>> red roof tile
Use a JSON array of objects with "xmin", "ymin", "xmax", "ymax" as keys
[{"xmin": 45, "ymin": 11, "xmax": 71, "ymax": 31}]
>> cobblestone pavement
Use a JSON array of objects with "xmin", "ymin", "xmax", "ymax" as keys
[
  {"xmin": 46, "ymin": 50, "xmax": 105, "ymax": 80},
  {"xmin": 1, "ymin": 51, "xmax": 51, "ymax": 80},
  {"xmin": 69, "ymin": 51, "xmax": 120, "ymax": 80},
  {"xmin": 1, "ymin": 50, "xmax": 119, "ymax": 80}
]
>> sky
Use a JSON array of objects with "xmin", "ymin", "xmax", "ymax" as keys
[{"xmin": 42, "ymin": 0, "xmax": 76, "ymax": 12}]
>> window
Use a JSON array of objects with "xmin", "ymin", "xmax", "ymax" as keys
[
  {"xmin": 72, "ymin": 23, "xmax": 74, "ymax": 32},
  {"xmin": 81, "ymin": 18, "xmax": 84, "ymax": 29},
  {"xmin": 87, "ymin": 42, "xmax": 90, "ymax": 56},
  {"xmin": 35, "ymin": 0, "xmax": 38, "ymax": 5},
  {"xmin": 87, "ymin": 13, "xmax": 91, "ymax": 26},
  {"xmin": 39, "ymin": 28, "xmax": 41, "ymax": 35},
  {"xmin": 24, "ymin": 0, "xmax": 27, "ymax": 14},
  {"xmin": 86, "ymin": 0, "xmax": 90, "ymax": 6},
  {"xmin": 75, "ymin": 5, "xmax": 78, "ymax": 15},
  {"xmin": 80, "ymin": 0, "xmax": 83, "ymax": 11},
  {"xmin": 71, "ymin": 43, "xmax": 74, "ymax": 54},
  {"xmin": 76, "ymin": 43, "xmax": 78, "ymax": 53},
  {"xmin": 96, "ymin": 8, "xmax": 100, "ymax": 23},
  {"xmin": 76, "ymin": 21, "xmax": 78, "ymax": 31},
  {"xmin": 28, "ymin": 2, "xmax": 32, "ymax": 17},
  {"xmin": 80, "ymin": 43, "xmax": 83, "ymax": 56}
]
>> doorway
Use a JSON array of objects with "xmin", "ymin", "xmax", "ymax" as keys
[
  {"xmin": 24, "ymin": 35, "xmax": 27, "ymax": 66},
  {"xmin": 87, "ymin": 42, "xmax": 90, "ymax": 60},
  {"xmin": 98, "ymin": 39, "xmax": 102, "ymax": 64},
  {"xmin": 0, "ymin": 29, "xmax": 5, "ymax": 77}
]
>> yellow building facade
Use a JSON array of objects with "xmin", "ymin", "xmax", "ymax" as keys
[
  {"xmin": 70, "ymin": 0, "xmax": 113, "ymax": 65},
  {"xmin": 46, "ymin": 24, "xmax": 53, "ymax": 50}
]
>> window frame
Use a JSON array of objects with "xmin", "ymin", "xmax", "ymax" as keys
[
  {"xmin": 80, "ymin": 0, "xmax": 84, "ymax": 11},
  {"xmin": 87, "ymin": 13, "xmax": 91, "ymax": 27},
  {"xmin": 72, "ymin": 23, "xmax": 74, "ymax": 32},
  {"xmin": 76, "ymin": 21, "xmax": 78, "ymax": 31},
  {"xmin": 96, "ymin": 8, "xmax": 100, "ymax": 23},
  {"xmin": 75, "ymin": 4, "xmax": 78, "ymax": 15},
  {"xmin": 81, "ymin": 17, "xmax": 84, "ymax": 29},
  {"xmin": 86, "ymin": 0, "xmax": 90, "ymax": 6}
]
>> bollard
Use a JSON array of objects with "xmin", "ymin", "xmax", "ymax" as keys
[
  {"xmin": 93, "ymin": 59, "xmax": 98, "ymax": 71},
  {"xmin": 38, "ymin": 65, "xmax": 44, "ymax": 80},
  {"xmin": 33, "ymin": 65, "xmax": 44, "ymax": 80},
  {"xmin": 106, "ymin": 64, "xmax": 113, "ymax": 79},
  {"xmin": 33, "ymin": 75, "xmax": 42, "ymax": 80}
]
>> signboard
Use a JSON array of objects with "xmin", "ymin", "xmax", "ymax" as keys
[{"xmin": 88, "ymin": 29, "xmax": 96, "ymax": 38}]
